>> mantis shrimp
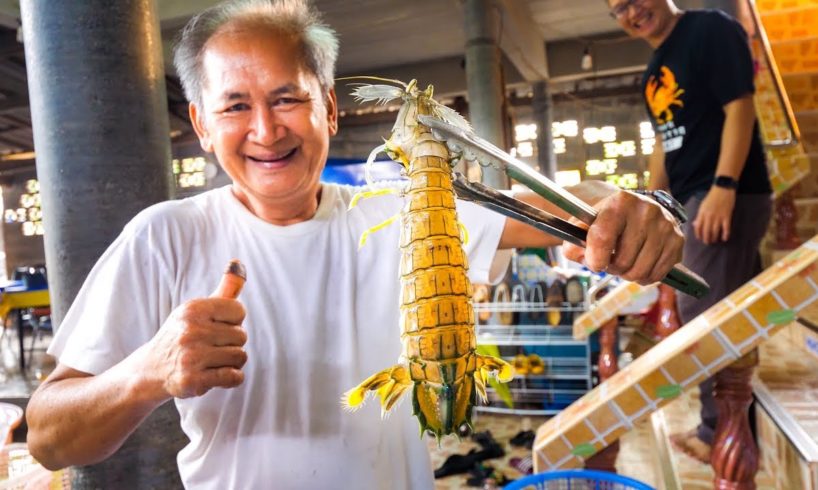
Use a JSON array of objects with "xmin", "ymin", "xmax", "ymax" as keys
[{"xmin": 342, "ymin": 78, "xmax": 513, "ymax": 439}]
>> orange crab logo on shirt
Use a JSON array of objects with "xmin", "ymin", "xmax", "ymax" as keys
[{"xmin": 645, "ymin": 66, "xmax": 685, "ymax": 124}]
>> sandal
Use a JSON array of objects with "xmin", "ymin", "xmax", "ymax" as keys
[
  {"xmin": 527, "ymin": 353, "xmax": 545, "ymax": 375},
  {"xmin": 465, "ymin": 463, "xmax": 513, "ymax": 488},
  {"xmin": 509, "ymin": 429, "xmax": 536, "ymax": 449},
  {"xmin": 547, "ymin": 279, "xmax": 565, "ymax": 326},
  {"xmin": 509, "ymin": 456, "xmax": 534, "ymax": 475},
  {"xmin": 670, "ymin": 429, "xmax": 711, "ymax": 464},
  {"xmin": 433, "ymin": 442, "xmax": 505, "ymax": 479},
  {"xmin": 512, "ymin": 353, "xmax": 530, "ymax": 375},
  {"xmin": 471, "ymin": 430, "xmax": 497, "ymax": 449},
  {"xmin": 465, "ymin": 462, "xmax": 494, "ymax": 487},
  {"xmin": 434, "ymin": 448, "xmax": 479, "ymax": 479},
  {"xmin": 475, "ymin": 441, "xmax": 505, "ymax": 461}
]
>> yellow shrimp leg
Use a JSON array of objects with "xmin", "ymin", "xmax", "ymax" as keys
[
  {"xmin": 342, "ymin": 365, "xmax": 412, "ymax": 416},
  {"xmin": 473, "ymin": 354, "xmax": 514, "ymax": 403},
  {"xmin": 358, "ymin": 213, "xmax": 399, "ymax": 249},
  {"xmin": 349, "ymin": 188, "xmax": 400, "ymax": 210},
  {"xmin": 384, "ymin": 138, "xmax": 410, "ymax": 167},
  {"xmin": 458, "ymin": 221, "xmax": 469, "ymax": 245}
]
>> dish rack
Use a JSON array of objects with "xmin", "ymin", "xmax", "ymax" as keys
[{"xmin": 474, "ymin": 287, "xmax": 593, "ymax": 416}]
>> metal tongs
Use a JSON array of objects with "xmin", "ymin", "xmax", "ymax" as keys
[{"xmin": 418, "ymin": 114, "xmax": 709, "ymax": 299}]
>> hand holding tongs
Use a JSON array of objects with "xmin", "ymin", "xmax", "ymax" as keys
[{"xmin": 418, "ymin": 114, "xmax": 709, "ymax": 299}]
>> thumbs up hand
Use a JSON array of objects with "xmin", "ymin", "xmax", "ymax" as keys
[{"xmin": 141, "ymin": 260, "xmax": 248, "ymax": 400}]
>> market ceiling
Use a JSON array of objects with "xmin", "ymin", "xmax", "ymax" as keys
[{"xmin": 0, "ymin": 0, "xmax": 624, "ymax": 164}]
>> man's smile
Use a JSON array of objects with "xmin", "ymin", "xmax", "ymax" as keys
[{"xmin": 247, "ymin": 147, "xmax": 298, "ymax": 168}]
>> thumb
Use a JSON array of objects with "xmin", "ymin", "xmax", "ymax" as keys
[
  {"xmin": 562, "ymin": 242, "xmax": 585, "ymax": 265},
  {"xmin": 211, "ymin": 259, "xmax": 247, "ymax": 299}
]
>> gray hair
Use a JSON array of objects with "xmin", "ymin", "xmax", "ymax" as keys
[{"xmin": 173, "ymin": 0, "xmax": 339, "ymax": 108}]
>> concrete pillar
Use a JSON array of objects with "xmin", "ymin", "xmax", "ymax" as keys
[
  {"xmin": 21, "ymin": 0, "xmax": 174, "ymax": 325},
  {"xmin": 532, "ymin": 81, "xmax": 557, "ymax": 179},
  {"xmin": 20, "ymin": 1, "xmax": 184, "ymax": 487},
  {"xmin": 464, "ymin": 0, "xmax": 510, "ymax": 189}
]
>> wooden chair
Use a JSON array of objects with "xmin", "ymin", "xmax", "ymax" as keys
[{"xmin": 24, "ymin": 306, "xmax": 52, "ymax": 362}]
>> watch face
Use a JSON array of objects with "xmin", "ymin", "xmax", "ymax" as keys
[{"xmin": 653, "ymin": 190, "xmax": 688, "ymax": 223}]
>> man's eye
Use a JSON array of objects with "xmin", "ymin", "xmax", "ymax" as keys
[
  {"xmin": 274, "ymin": 97, "xmax": 302, "ymax": 107},
  {"xmin": 224, "ymin": 103, "xmax": 250, "ymax": 112}
]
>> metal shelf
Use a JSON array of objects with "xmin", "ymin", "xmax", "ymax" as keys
[
  {"xmin": 501, "ymin": 356, "xmax": 591, "ymax": 379},
  {"xmin": 498, "ymin": 387, "xmax": 587, "ymax": 396},
  {"xmin": 475, "ymin": 405, "xmax": 563, "ymax": 416},
  {"xmin": 472, "ymin": 294, "xmax": 594, "ymax": 416},
  {"xmin": 509, "ymin": 371, "xmax": 590, "ymax": 380},
  {"xmin": 475, "ymin": 324, "xmax": 584, "ymax": 346},
  {"xmin": 473, "ymin": 301, "xmax": 587, "ymax": 313},
  {"xmin": 475, "ymin": 388, "xmax": 588, "ymax": 416}
]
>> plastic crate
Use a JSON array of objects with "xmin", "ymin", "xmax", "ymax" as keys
[{"xmin": 504, "ymin": 469, "xmax": 654, "ymax": 490}]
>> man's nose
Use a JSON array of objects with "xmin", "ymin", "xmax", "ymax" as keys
[{"xmin": 249, "ymin": 106, "xmax": 285, "ymax": 144}]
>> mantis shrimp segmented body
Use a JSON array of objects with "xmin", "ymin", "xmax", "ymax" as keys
[{"xmin": 342, "ymin": 79, "xmax": 513, "ymax": 439}]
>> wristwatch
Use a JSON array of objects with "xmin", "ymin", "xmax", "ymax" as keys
[
  {"xmin": 634, "ymin": 189, "xmax": 688, "ymax": 225},
  {"xmin": 713, "ymin": 175, "xmax": 739, "ymax": 190}
]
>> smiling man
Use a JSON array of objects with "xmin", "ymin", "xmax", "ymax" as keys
[
  {"xmin": 188, "ymin": 27, "xmax": 336, "ymax": 225},
  {"xmin": 25, "ymin": 1, "xmax": 686, "ymax": 488},
  {"xmin": 608, "ymin": 0, "xmax": 772, "ymax": 464}
]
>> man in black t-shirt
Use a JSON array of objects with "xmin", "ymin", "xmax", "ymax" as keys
[{"xmin": 608, "ymin": 0, "xmax": 772, "ymax": 464}]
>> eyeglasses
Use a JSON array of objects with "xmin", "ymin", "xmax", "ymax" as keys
[{"xmin": 609, "ymin": 0, "xmax": 642, "ymax": 19}]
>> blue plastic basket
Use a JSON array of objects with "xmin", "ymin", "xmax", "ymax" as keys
[{"xmin": 503, "ymin": 469, "xmax": 655, "ymax": 490}]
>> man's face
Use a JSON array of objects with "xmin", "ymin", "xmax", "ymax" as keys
[
  {"xmin": 190, "ymin": 26, "xmax": 337, "ymax": 219},
  {"xmin": 608, "ymin": 0, "xmax": 675, "ymax": 43}
]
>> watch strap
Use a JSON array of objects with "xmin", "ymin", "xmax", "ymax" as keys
[{"xmin": 713, "ymin": 175, "xmax": 739, "ymax": 190}]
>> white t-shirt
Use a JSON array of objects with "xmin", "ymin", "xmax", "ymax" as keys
[{"xmin": 49, "ymin": 184, "xmax": 509, "ymax": 490}]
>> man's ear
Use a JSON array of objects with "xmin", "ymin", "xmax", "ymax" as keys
[
  {"xmin": 326, "ymin": 88, "xmax": 338, "ymax": 136},
  {"xmin": 189, "ymin": 102, "xmax": 213, "ymax": 152}
]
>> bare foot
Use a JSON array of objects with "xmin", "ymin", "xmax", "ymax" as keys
[{"xmin": 670, "ymin": 429, "xmax": 711, "ymax": 464}]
